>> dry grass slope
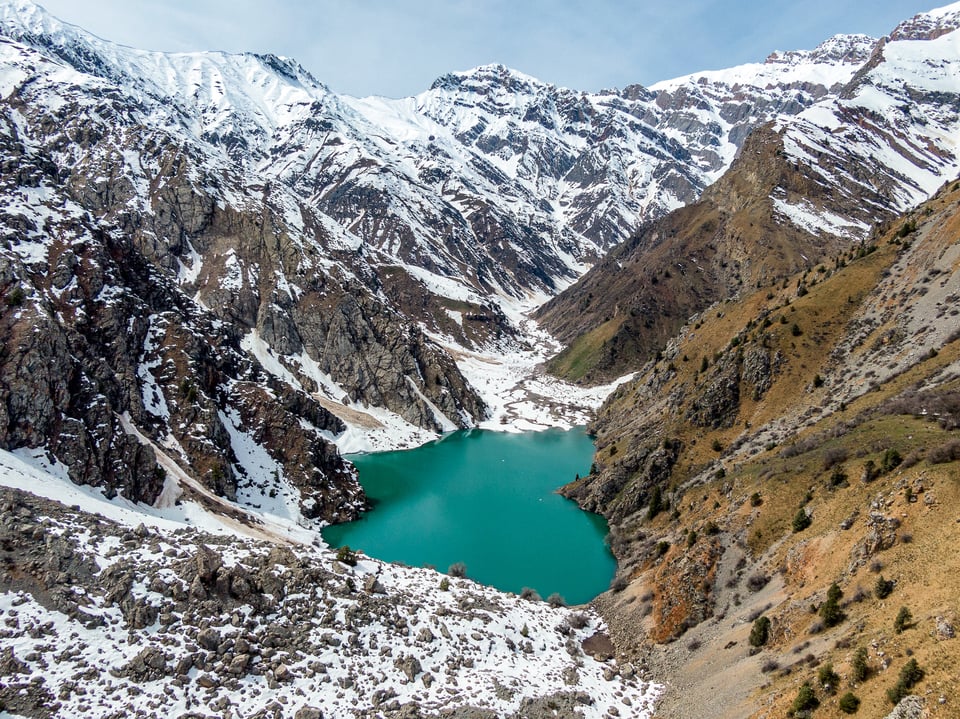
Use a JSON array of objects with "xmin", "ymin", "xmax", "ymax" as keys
[{"xmin": 581, "ymin": 179, "xmax": 960, "ymax": 719}]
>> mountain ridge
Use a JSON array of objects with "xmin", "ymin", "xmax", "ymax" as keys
[
  {"xmin": 538, "ymin": 4, "xmax": 960, "ymax": 383},
  {"xmin": 2, "ymin": 3, "xmax": 960, "ymax": 717}
]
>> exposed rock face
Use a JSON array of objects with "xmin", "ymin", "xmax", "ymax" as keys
[
  {"xmin": 0, "ymin": 6, "xmax": 492, "ymax": 486},
  {"xmin": 0, "ymin": 118, "xmax": 363, "ymax": 519},
  {"xmin": 647, "ymin": 538, "xmax": 720, "ymax": 644},
  {"xmin": 848, "ymin": 513, "xmax": 901, "ymax": 572},
  {"xmin": 561, "ymin": 439, "xmax": 681, "ymax": 523},
  {"xmin": 882, "ymin": 696, "xmax": 925, "ymax": 719}
]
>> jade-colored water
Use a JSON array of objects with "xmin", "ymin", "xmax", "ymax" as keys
[{"xmin": 322, "ymin": 427, "xmax": 615, "ymax": 604}]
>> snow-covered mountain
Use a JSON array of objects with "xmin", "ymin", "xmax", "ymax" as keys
[
  {"xmin": 537, "ymin": 3, "xmax": 960, "ymax": 381},
  {"xmin": 4, "ymin": 2, "xmax": 960, "ymax": 717},
  {"xmin": 2, "ymin": 0, "xmax": 960, "ymax": 515}
]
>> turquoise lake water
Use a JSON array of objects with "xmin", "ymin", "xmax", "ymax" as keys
[{"xmin": 322, "ymin": 427, "xmax": 615, "ymax": 605}]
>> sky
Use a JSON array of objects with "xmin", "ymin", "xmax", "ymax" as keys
[{"xmin": 36, "ymin": 0, "xmax": 944, "ymax": 98}]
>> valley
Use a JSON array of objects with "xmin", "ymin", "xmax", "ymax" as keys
[{"xmin": 0, "ymin": 0, "xmax": 959, "ymax": 717}]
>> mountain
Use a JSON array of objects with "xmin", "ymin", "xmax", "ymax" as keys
[
  {"xmin": 572, "ymin": 177, "xmax": 960, "ymax": 719},
  {"xmin": 0, "ymin": 0, "xmax": 911, "ymax": 505},
  {"xmin": 2, "ymin": 1, "xmax": 960, "ymax": 717},
  {"xmin": 537, "ymin": 4, "xmax": 960, "ymax": 382}
]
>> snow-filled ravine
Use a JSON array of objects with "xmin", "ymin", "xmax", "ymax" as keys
[{"xmin": 264, "ymin": 292, "xmax": 638, "ymax": 455}]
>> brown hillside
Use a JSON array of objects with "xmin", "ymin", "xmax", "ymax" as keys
[{"xmin": 577, "ymin": 179, "xmax": 960, "ymax": 719}]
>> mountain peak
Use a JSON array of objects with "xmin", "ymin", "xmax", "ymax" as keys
[
  {"xmin": 890, "ymin": 1, "xmax": 960, "ymax": 41},
  {"xmin": 0, "ymin": 0, "xmax": 79, "ymax": 44},
  {"xmin": 429, "ymin": 63, "xmax": 552, "ymax": 95},
  {"xmin": 762, "ymin": 33, "xmax": 876, "ymax": 68}
]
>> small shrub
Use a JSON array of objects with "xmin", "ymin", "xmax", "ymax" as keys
[
  {"xmin": 439, "ymin": 577, "xmax": 450, "ymax": 591},
  {"xmin": 880, "ymin": 448, "xmax": 902, "ymax": 473},
  {"xmin": 792, "ymin": 508, "xmax": 812, "ymax": 533},
  {"xmin": 711, "ymin": 438, "xmax": 723, "ymax": 452},
  {"xmin": 547, "ymin": 592, "xmax": 566, "ymax": 608},
  {"xmin": 520, "ymin": 623, "xmax": 529, "ymax": 637},
  {"xmin": 761, "ymin": 658, "xmax": 779, "ymax": 673},
  {"xmin": 749, "ymin": 615, "xmax": 771, "ymax": 647},
  {"xmin": 838, "ymin": 691, "xmax": 861, "ymax": 714},
  {"xmin": 887, "ymin": 658, "xmax": 924, "ymax": 705},
  {"xmin": 894, "ymin": 606, "xmax": 912, "ymax": 634},
  {"xmin": 687, "ymin": 638, "xmax": 702, "ymax": 651},
  {"xmin": 829, "ymin": 465, "xmax": 848, "ymax": 488},
  {"xmin": 520, "ymin": 587, "xmax": 541, "ymax": 601},
  {"xmin": 818, "ymin": 663, "xmax": 840, "ymax": 695},
  {"xmin": 812, "ymin": 374, "xmax": 824, "ymax": 388},
  {"xmin": 791, "ymin": 682, "xmax": 819, "ymax": 716},
  {"xmin": 897, "ymin": 219, "xmax": 916, "ymax": 238},
  {"xmin": 4, "ymin": 286, "xmax": 24, "ymax": 307},
  {"xmin": 819, "ymin": 583, "xmax": 844, "ymax": 628},
  {"xmin": 647, "ymin": 485, "xmax": 663, "ymax": 520},
  {"xmin": 335, "ymin": 545, "xmax": 358, "ymax": 566},
  {"xmin": 750, "ymin": 491, "xmax": 763, "ymax": 507},
  {"xmin": 875, "ymin": 575, "xmax": 894, "ymax": 599},
  {"xmin": 851, "ymin": 647, "xmax": 869, "ymax": 683},
  {"xmin": 704, "ymin": 520, "xmax": 720, "ymax": 536},
  {"xmin": 791, "ymin": 323, "xmax": 803, "ymax": 337},
  {"xmin": 686, "ymin": 530, "xmax": 698, "ymax": 547},
  {"xmin": 899, "ymin": 657, "xmax": 924, "ymax": 686},
  {"xmin": 448, "ymin": 561, "xmax": 467, "ymax": 578},
  {"xmin": 655, "ymin": 540, "xmax": 671, "ymax": 558}
]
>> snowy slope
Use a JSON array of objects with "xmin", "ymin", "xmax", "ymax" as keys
[
  {"xmin": 0, "ymin": 450, "xmax": 662, "ymax": 718},
  {"xmin": 774, "ymin": 4, "xmax": 960, "ymax": 232}
]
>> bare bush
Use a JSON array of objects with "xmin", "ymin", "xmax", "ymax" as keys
[
  {"xmin": 881, "ymin": 388, "xmax": 960, "ymax": 429},
  {"xmin": 747, "ymin": 573, "xmax": 770, "ymax": 592},
  {"xmin": 747, "ymin": 603, "xmax": 773, "ymax": 622},
  {"xmin": 566, "ymin": 612, "xmax": 590, "ymax": 630},
  {"xmin": 926, "ymin": 439, "xmax": 960, "ymax": 464},
  {"xmin": 822, "ymin": 447, "xmax": 849, "ymax": 470},
  {"xmin": 609, "ymin": 575, "xmax": 629, "ymax": 593}
]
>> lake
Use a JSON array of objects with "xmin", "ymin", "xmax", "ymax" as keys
[{"xmin": 322, "ymin": 427, "xmax": 615, "ymax": 605}]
